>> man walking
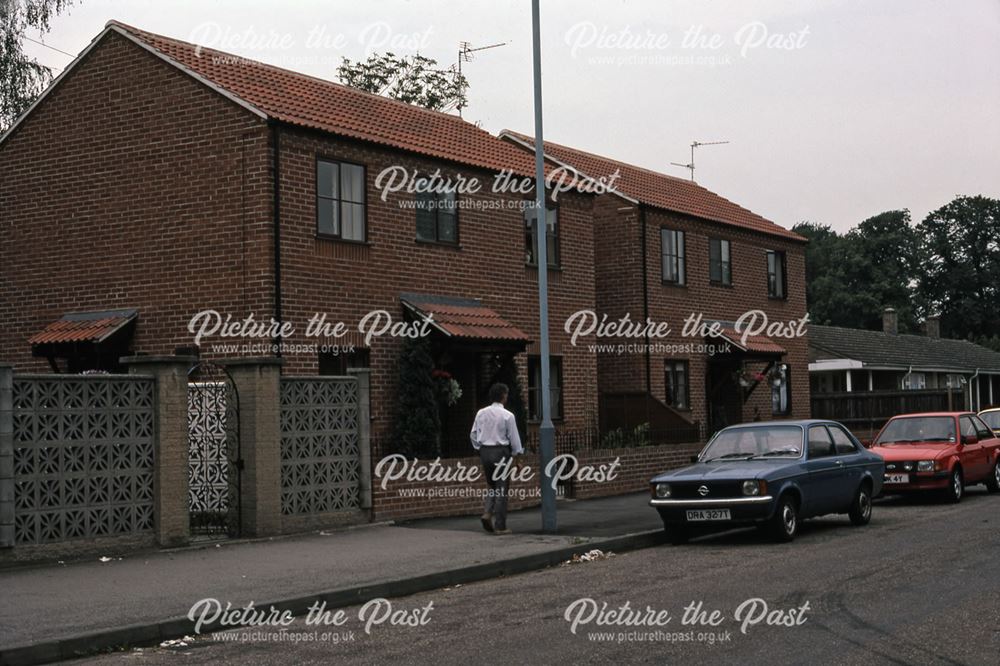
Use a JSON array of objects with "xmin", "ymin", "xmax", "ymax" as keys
[{"xmin": 470, "ymin": 383, "xmax": 523, "ymax": 534}]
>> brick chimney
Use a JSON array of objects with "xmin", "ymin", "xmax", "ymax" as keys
[
  {"xmin": 882, "ymin": 307, "xmax": 898, "ymax": 335},
  {"xmin": 924, "ymin": 314, "xmax": 941, "ymax": 339}
]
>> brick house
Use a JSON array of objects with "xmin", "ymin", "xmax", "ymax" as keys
[
  {"xmin": 500, "ymin": 132, "xmax": 811, "ymax": 436},
  {"xmin": 0, "ymin": 21, "xmax": 599, "ymax": 454}
]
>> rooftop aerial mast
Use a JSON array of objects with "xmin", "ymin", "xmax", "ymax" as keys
[{"xmin": 670, "ymin": 140, "xmax": 730, "ymax": 181}]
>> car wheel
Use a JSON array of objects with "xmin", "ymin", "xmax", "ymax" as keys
[
  {"xmin": 768, "ymin": 495, "xmax": 799, "ymax": 542},
  {"xmin": 986, "ymin": 460, "xmax": 1000, "ymax": 494},
  {"xmin": 848, "ymin": 483, "xmax": 873, "ymax": 526},
  {"xmin": 945, "ymin": 468, "xmax": 963, "ymax": 503}
]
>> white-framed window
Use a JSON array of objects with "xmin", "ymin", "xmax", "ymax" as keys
[{"xmin": 903, "ymin": 372, "xmax": 926, "ymax": 390}]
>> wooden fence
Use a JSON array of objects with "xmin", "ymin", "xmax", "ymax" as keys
[{"xmin": 810, "ymin": 388, "xmax": 965, "ymax": 440}]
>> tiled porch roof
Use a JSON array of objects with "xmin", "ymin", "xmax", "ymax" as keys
[
  {"xmin": 28, "ymin": 309, "xmax": 138, "ymax": 346},
  {"xmin": 400, "ymin": 294, "xmax": 530, "ymax": 343},
  {"xmin": 712, "ymin": 325, "xmax": 787, "ymax": 355}
]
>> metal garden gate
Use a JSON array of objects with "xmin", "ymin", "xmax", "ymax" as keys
[{"xmin": 187, "ymin": 362, "xmax": 242, "ymax": 537}]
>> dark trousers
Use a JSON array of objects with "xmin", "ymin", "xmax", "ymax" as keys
[{"xmin": 479, "ymin": 445, "xmax": 512, "ymax": 529}]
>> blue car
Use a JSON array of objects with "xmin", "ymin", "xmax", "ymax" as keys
[{"xmin": 649, "ymin": 420, "xmax": 885, "ymax": 543}]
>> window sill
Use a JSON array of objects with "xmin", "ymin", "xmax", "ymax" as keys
[
  {"xmin": 768, "ymin": 295, "xmax": 789, "ymax": 301},
  {"xmin": 525, "ymin": 263, "xmax": 563, "ymax": 273},
  {"xmin": 661, "ymin": 281, "xmax": 688, "ymax": 288},
  {"xmin": 415, "ymin": 238, "xmax": 462, "ymax": 250},
  {"xmin": 316, "ymin": 234, "xmax": 370, "ymax": 246}
]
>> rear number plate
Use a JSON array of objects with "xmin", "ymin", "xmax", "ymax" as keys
[
  {"xmin": 885, "ymin": 473, "xmax": 910, "ymax": 484},
  {"xmin": 685, "ymin": 509, "xmax": 731, "ymax": 522}
]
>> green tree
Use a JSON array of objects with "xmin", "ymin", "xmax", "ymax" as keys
[
  {"xmin": 392, "ymin": 336, "xmax": 441, "ymax": 457},
  {"xmin": 792, "ymin": 221, "xmax": 851, "ymax": 326},
  {"xmin": 916, "ymin": 195, "xmax": 1000, "ymax": 340},
  {"xmin": 794, "ymin": 212, "xmax": 921, "ymax": 332},
  {"xmin": 1, "ymin": 0, "xmax": 74, "ymax": 131},
  {"xmin": 843, "ymin": 210, "xmax": 922, "ymax": 332},
  {"xmin": 336, "ymin": 52, "xmax": 468, "ymax": 112}
]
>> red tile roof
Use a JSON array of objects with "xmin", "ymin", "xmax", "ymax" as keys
[
  {"xmin": 29, "ymin": 310, "xmax": 137, "ymax": 346},
  {"xmin": 401, "ymin": 294, "xmax": 530, "ymax": 343},
  {"xmin": 105, "ymin": 21, "xmax": 543, "ymax": 178},
  {"xmin": 713, "ymin": 326, "xmax": 787, "ymax": 355},
  {"xmin": 501, "ymin": 131, "xmax": 805, "ymax": 242}
]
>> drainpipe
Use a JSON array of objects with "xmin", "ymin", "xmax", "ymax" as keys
[
  {"xmin": 970, "ymin": 368, "xmax": 981, "ymax": 411},
  {"xmin": 270, "ymin": 121, "xmax": 283, "ymax": 358},
  {"xmin": 639, "ymin": 206, "xmax": 651, "ymax": 395}
]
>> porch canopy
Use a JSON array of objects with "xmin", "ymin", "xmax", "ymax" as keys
[
  {"xmin": 400, "ymin": 293, "xmax": 530, "ymax": 352},
  {"xmin": 28, "ymin": 308, "xmax": 138, "ymax": 372},
  {"xmin": 706, "ymin": 322, "xmax": 786, "ymax": 358}
]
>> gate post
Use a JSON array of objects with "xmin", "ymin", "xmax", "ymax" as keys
[
  {"xmin": 122, "ymin": 355, "xmax": 196, "ymax": 548},
  {"xmin": 348, "ymin": 368, "xmax": 372, "ymax": 510},
  {"xmin": 0, "ymin": 364, "xmax": 14, "ymax": 548},
  {"xmin": 220, "ymin": 357, "xmax": 283, "ymax": 537}
]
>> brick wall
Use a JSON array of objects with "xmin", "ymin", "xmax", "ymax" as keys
[
  {"xmin": 371, "ymin": 442, "xmax": 703, "ymax": 522},
  {"xmin": 0, "ymin": 31, "xmax": 273, "ymax": 372}
]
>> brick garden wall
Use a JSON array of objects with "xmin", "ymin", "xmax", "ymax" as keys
[{"xmin": 371, "ymin": 442, "xmax": 704, "ymax": 523}]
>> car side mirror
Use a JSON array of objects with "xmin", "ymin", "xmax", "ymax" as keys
[
  {"xmin": 690, "ymin": 455, "xmax": 700, "ymax": 463},
  {"xmin": 962, "ymin": 434, "xmax": 978, "ymax": 445}
]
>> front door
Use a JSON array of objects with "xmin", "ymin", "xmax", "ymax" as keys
[{"xmin": 706, "ymin": 360, "xmax": 742, "ymax": 436}]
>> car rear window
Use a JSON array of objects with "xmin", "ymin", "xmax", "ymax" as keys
[{"xmin": 828, "ymin": 426, "xmax": 858, "ymax": 454}]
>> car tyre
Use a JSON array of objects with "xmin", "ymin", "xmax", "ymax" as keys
[
  {"xmin": 986, "ymin": 460, "xmax": 1000, "ymax": 494},
  {"xmin": 848, "ymin": 482, "xmax": 872, "ymax": 526},
  {"xmin": 944, "ymin": 467, "xmax": 963, "ymax": 503},
  {"xmin": 768, "ymin": 495, "xmax": 799, "ymax": 542}
]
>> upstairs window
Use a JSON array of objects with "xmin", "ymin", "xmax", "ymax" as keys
[
  {"xmin": 709, "ymin": 238, "xmax": 731, "ymax": 285},
  {"xmin": 767, "ymin": 250, "xmax": 787, "ymax": 299},
  {"xmin": 415, "ymin": 181, "xmax": 458, "ymax": 244},
  {"xmin": 317, "ymin": 158, "xmax": 366, "ymax": 242},
  {"xmin": 661, "ymin": 229, "xmax": 686, "ymax": 285},
  {"xmin": 525, "ymin": 205, "xmax": 560, "ymax": 268}
]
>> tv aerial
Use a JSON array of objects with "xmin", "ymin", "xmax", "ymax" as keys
[
  {"xmin": 455, "ymin": 40, "xmax": 507, "ymax": 116},
  {"xmin": 671, "ymin": 140, "xmax": 730, "ymax": 182}
]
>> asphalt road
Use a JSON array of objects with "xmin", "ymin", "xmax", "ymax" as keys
[{"xmin": 77, "ymin": 487, "xmax": 1000, "ymax": 665}]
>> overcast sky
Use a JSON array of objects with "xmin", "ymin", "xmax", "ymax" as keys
[{"xmin": 26, "ymin": 0, "xmax": 1000, "ymax": 233}]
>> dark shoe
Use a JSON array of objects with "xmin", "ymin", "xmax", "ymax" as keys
[{"xmin": 480, "ymin": 513, "xmax": 494, "ymax": 533}]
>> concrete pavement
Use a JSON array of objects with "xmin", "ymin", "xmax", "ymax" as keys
[{"xmin": 0, "ymin": 493, "xmax": 662, "ymax": 664}]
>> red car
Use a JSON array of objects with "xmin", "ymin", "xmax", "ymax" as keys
[{"xmin": 869, "ymin": 412, "xmax": 1000, "ymax": 502}]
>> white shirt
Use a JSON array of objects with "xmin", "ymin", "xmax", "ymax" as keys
[{"xmin": 470, "ymin": 403, "xmax": 523, "ymax": 455}]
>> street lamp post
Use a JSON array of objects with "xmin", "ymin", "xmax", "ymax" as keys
[{"xmin": 531, "ymin": 0, "xmax": 557, "ymax": 533}]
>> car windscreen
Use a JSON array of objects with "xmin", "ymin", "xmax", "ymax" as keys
[
  {"xmin": 875, "ymin": 416, "xmax": 956, "ymax": 445},
  {"xmin": 981, "ymin": 411, "xmax": 1000, "ymax": 430},
  {"xmin": 701, "ymin": 426, "xmax": 803, "ymax": 460}
]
